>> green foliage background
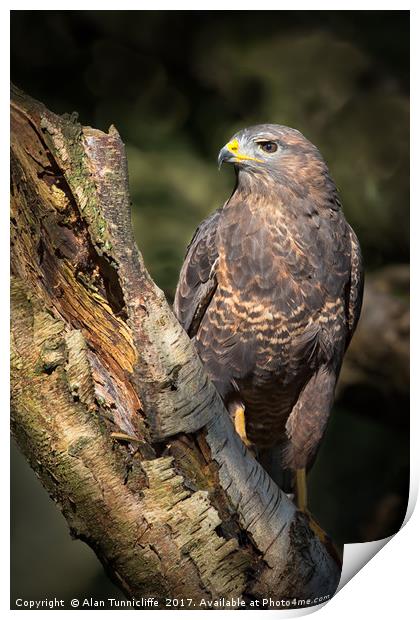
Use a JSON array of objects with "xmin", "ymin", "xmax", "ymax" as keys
[{"xmin": 11, "ymin": 10, "xmax": 409, "ymax": 606}]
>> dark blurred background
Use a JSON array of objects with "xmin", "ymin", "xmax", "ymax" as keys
[{"xmin": 11, "ymin": 10, "xmax": 409, "ymax": 605}]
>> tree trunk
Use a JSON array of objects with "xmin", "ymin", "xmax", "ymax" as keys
[{"xmin": 10, "ymin": 85, "xmax": 340, "ymax": 608}]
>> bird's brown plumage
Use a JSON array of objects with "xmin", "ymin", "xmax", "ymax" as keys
[{"xmin": 174, "ymin": 124, "xmax": 363, "ymax": 474}]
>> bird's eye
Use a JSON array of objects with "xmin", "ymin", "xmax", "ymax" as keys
[{"xmin": 259, "ymin": 141, "xmax": 278, "ymax": 154}]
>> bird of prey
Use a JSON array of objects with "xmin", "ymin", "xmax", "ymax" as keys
[{"xmin": 174, "ymin": 124, "xmax": 363, "ymax": 513}]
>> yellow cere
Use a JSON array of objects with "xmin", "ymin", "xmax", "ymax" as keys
[{"xmin": 227, "ymin": 138, "xmax": 263, "ymax": 163}]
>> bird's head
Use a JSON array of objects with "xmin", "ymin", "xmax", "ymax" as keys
[{"xmin": 218, "ymin": 124, "xmax": 330, "ymax": 194}]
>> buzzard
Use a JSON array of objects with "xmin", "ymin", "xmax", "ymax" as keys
[{"xmin": 174, "ymin": 124, "xmax": 363, "ymax": 513}]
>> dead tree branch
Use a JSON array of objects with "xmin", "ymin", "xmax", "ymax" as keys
[{"xmin": 10, "ymin": 85, "xmax": 340, "ymax": 606}]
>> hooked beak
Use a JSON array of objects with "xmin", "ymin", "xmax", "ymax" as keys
[
  {"xmin": 218, "ymin": 145, "xmax": 234, "ymax": 169},
  {"xmin": 217, "ymin": 138, "xmax": 263, "ymax": 170}
]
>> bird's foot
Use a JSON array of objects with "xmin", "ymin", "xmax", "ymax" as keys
[
  {"xmin": 298, "ymin": 508, "xmax": 342, "ymax": 565},
  {"xmin": 234, "ymin": 407, "xmax": 251, "ymax": 446},
  {"xmin": 294, "ymin": 467, "xmax": 341, "ymax": 560},
  {"xmin": 233, "ymin": 404, "xmax": 255, "ymax": 452},
  {"xmin": 303, "ymin": 510, "xmax": 329, "ymax": 544}
]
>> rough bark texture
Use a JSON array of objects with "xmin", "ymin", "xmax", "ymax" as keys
[{"xmin": 10, "ymin": 85, "xmax": 340, "ymax": 607}]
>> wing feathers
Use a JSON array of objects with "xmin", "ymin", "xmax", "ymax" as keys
[
  {"xmin": 346, "ymin": 224, "xmax": 364, "ymax": 344},
  {"xmin": 173, "ymin": 209, "xmax": 221, "ymax": 336}
]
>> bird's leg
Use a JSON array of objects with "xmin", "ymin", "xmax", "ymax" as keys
[
  {"xmin": 295, "ymin": 467, "xmax": 308, "ymax": 512},
  {"xmin": 234, "ymin": 405, "xmax": 252, "ymax": 447},
  {"xmin": 294, "ymin": 468, "xmax": 331, "ymax": 544},
  {"xmin": 229, "ymin": 401, "xmax": 253, "ymax": 449},
  {"xmin": 283, "ymin": 368, "xmax": 341, "ymax": 549}
]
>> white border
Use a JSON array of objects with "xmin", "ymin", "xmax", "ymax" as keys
[{"xmin": 3, "ymin": 4, "xmax": 416, "ymax": 619}]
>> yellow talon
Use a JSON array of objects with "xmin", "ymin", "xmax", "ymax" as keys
[
  {"xmin": 234, "ymin": 405, "xmax": 253, "ymax": 448},
  {"xmin": 307, "ymin": 515, "xmax": 330, "ymax": 544}
]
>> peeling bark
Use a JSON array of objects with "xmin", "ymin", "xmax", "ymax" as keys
[{"xmin": 10, "ymin": 85, "xmax": 341, "ymax": 607}]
